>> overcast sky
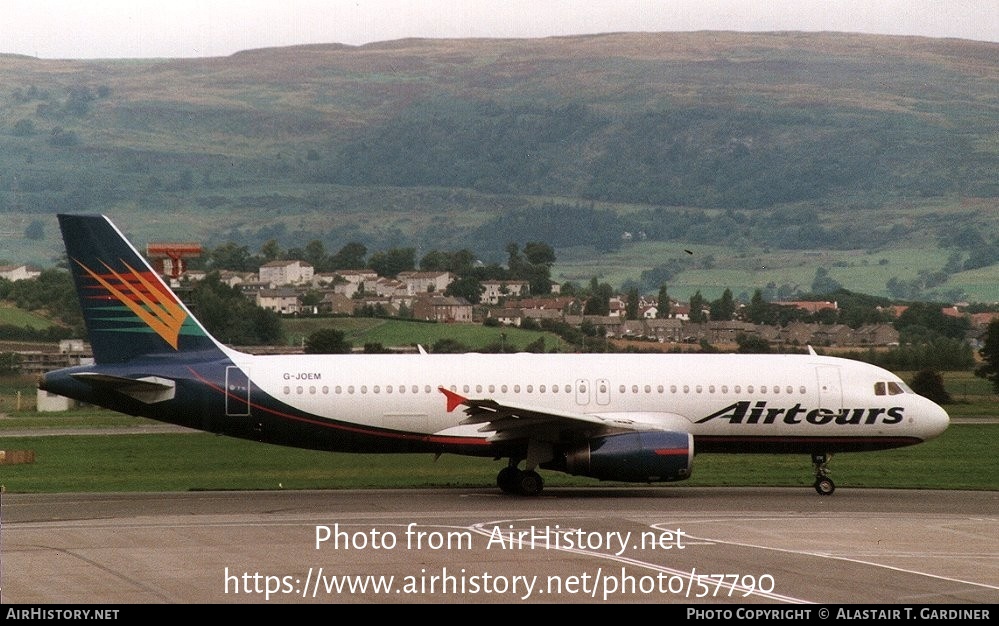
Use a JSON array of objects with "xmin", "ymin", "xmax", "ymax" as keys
[{"xmin": 2, "ymin": 0, "xmax": 996, "ymax": 59}]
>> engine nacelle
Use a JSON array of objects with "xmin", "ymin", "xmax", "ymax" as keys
[{"xmin": 564, "ymin": 431, "xmax": 693, "ymax": 483}]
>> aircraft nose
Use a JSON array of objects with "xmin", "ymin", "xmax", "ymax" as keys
[{"xmin": 922, "ymin": 399, "xmax": 950, "ymax": 440}]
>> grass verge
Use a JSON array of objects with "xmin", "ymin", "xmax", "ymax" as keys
[{"xmin": 0, "ymin": 423, "xmax": 993, "ymax": 493}]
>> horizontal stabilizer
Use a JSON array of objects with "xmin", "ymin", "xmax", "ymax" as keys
[{"xmin": 71, "ymin": 373, "xmax": 177, "ymax": 404}]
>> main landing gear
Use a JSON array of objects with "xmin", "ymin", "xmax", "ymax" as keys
[
  {"xmin": 497, "ymin": 461, "xmax": 545, "ymax": 496},
  {"xmin": 812, "ymin": 453, "xmax": 835, "ymax": 495}
]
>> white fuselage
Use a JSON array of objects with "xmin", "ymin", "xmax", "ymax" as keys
[{"xmin": 242, "ymin": 351, "xmax": 949, "ymax": 446}]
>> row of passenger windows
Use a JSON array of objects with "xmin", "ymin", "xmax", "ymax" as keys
[{"xmin": 280, "ymin": 382, "xmax": 809, "ymax": 396}]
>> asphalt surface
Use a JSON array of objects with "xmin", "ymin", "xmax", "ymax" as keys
[{"xmin": 2, "ymin": 487, "xmax": 996, "ymax": 604}]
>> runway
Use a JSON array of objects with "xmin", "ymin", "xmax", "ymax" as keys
[{"xmin": 2, "ymin": 487, "xmax": 997, "ymax": 604}]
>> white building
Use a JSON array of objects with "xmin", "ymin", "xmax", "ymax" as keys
[{"xmin": 259, "ymin": 260, "xmax": 314, "ymax": 286}]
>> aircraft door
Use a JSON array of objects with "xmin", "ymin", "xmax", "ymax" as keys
[
  {"xmin": 595, "ymin": 378, "xmax": 611, "ymax": 405},
  {"xmin": 226, "ymin": 365, "xmax": 251, "ymax": 416},
  {"xmin": 816, "ymin": 366, "xmax": 842, "ymax": 410}
]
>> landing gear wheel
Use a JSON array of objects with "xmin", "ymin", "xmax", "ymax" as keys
[
  {"xmin": 497, "ymin": 466, "xmax": 521, "ymax": 494},
  {"xmin": 811, "ymin": 453, "xmax": 834, "ymax": 496},
  {"xmin": 814, "ymin": 476, "xmax": 835, "ymax": 495},
  {"xmin": 518, "ymin": 470, "xmax": 544, "ymax": 497}
]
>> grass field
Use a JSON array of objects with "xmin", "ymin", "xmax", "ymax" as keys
[
  {"xmin": 281, "ymin": 317, "xmax": 563, "ymax": 352},
  {"xmin": 0, "ymin": 304, "xmax": 54, "ymax": 330},
  {"xmin": 0, "ymin": 415, "xmax": 994, "ymax": 493}
]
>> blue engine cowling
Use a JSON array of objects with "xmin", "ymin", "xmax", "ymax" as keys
[{"xmin": 564, "ymin": 431, "xmax": 693, "ymax": 483}]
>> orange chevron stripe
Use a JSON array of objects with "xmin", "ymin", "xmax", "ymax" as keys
[{"xmin": 75, "ymin": 258, "xmax": 187, "ymax": 349}]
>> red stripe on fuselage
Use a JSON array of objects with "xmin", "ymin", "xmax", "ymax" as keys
[{"xmin": 188, "ymin": 366, "xmax": 491, "ymax": 447}]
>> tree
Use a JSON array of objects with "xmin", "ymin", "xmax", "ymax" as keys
[
  {"xmin": 745, "ymin": 289, "xmax": 768, "ymax": 324},
  {"xmin": 260, "ymin": 239, "xmax": 281, "ymax": 263},
  {"xmin": 367, "ymin": 247, "xmax": 415, "ymax": 277},
  {"xmin": 975, "ymin": 319, "xmax": 999, "ymax": 392},
  {"xmin": 811, "ymin": 267, "xmax": 842, "ymax": 295},
  {"xmin": 445, "ymin": 276, "xmax": 484, "ymax": 304},
  {"xmin": 208, "ymin": 242, "xmax": 253, "ymax": 272},
  {"xmin": 910, "ymin": 369, "xmax": 951, "ymax": 404},
  {"xmin": 523, "ymin": 242, "xmax": 555, "ymax": 266},
  {"xmin": 625, "ymin": 287, "xmax": 640, "ymax": 320},
  {"xmin": 330, "ymin": 242, "xmax": 367, "ymax": 270},
  {"xmin": 304, "ymin": 328, "xmax": 352, "ymax": 354},
  {"xmin": 302, "ymin": 240, "xmax": 330, "ymax": 272},
  {"xmin": 710, "ymin": 288, "xmax": 736, "ymax": 321},
  {"xmin": 736, "ymin": 333, "xmax": 771, "ymax": 354},
  {"xmin": 189, "ymin": 273, "xmax": 281, "ymax": 344},
  {"xmin": 583, "ymin": 277, "xmax": 612, "ymax": 316},
  {"xmin": 656, "ymin": 285, "xmax": 671, "ymax": 318},
  {"xmin": 688, "ymin": 291, "xmax": 707, "ymax": 323}
]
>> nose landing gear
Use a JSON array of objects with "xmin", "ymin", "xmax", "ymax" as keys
[{"xmin": 812, "ymin": 453, "xmax": 835, "ymax": 495}]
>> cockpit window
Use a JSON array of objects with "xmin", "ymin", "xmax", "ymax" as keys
[{"xmin": 875, "ymin": 381, "xmax": 907, "ymax": 396}]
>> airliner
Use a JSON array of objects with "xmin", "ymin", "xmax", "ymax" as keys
[{"xmin": 39, "ymin": 214, "xmax": 950, "ymax": 496}]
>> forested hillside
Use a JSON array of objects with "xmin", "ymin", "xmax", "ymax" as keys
[{"xmin": 1, "ymin": 32, "xmax": 996, "ymax": 299}]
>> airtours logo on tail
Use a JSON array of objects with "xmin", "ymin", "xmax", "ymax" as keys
[
  {"xmin": 74, "ymin": 258, "xmax": 188, "ymax": 349},
  {"xmin": 696, "ymin": 401, "xmax": 904, "ymax": 426}
]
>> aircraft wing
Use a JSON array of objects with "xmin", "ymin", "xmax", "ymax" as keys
[{"xmin": 438, "ymin": 387, "xmax": 638, "ymax": 443}]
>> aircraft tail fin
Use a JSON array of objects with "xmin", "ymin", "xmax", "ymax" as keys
[{"xmin": 58, "ymin": 214, "xmax": 232, "ymax": 365}]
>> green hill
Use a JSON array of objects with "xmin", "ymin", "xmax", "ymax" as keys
[{"xmin": 0, "ymin": 32, "xmax": 996, "ymax": 300}]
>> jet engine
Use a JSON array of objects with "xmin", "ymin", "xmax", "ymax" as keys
[{"xmin": 563, "ymin": 431, "xmax": 693, "ymax": 482}]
